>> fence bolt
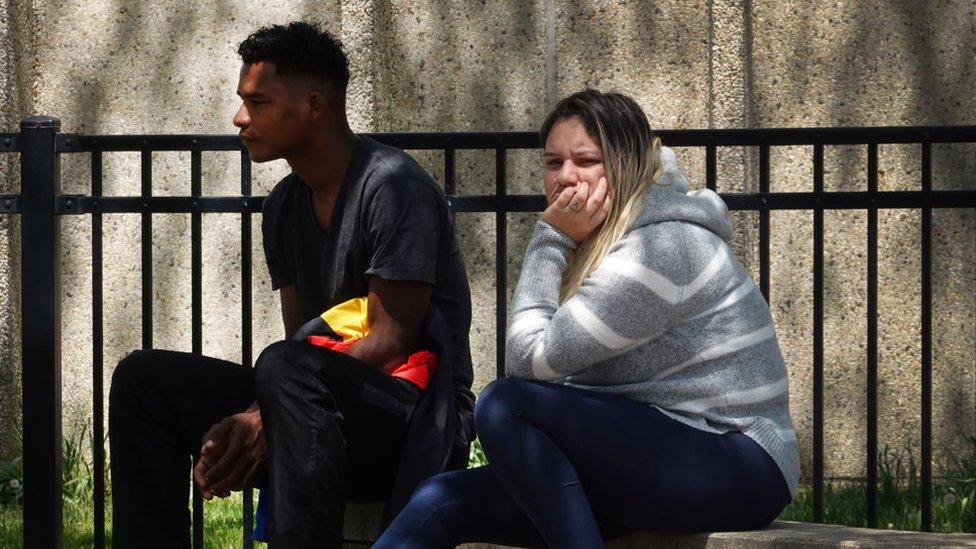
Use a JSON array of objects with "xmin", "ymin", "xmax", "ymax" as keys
[{"xmin": 2, "ymin": 138, "xmax": 10, "ymax": 148}]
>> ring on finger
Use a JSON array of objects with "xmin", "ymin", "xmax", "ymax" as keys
[{"xmin": 569, "ymin": 200, "xmax": 583, "ymax": 212}]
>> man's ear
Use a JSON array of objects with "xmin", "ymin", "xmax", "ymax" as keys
[
  {"xmin": 305, "ymin": 90, "xmax": 322, "ymax": 121},
  {"xmin": 306, "ymin": 89, "xmax": 334, "ymax": 122}
]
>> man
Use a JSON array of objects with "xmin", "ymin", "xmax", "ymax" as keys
[{"xmin": 109, "ymin": 21, "xmax": 475, "ymax": 547}]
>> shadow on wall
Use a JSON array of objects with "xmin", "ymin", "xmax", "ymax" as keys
[
  {"xmin": 896, "ymin": 0, "xmax": 975, "ymax": 464},
  {"xmin": 757, "ymin": 0, "xmax": 976, "ymax": 478}
]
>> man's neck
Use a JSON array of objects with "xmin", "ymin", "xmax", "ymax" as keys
[{"xmin": 287, "ymin": 124, "xmax": 358, "ymax": 202}]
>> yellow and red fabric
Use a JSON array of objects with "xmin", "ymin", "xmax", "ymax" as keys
[{"xmin": 306, "ymin": 297, "xmax": 437, "ymax": 390}]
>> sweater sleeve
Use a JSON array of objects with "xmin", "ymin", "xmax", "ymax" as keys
[{"xmin": 505, "ymin": 219, "xmax": 730, "ymax": 380}]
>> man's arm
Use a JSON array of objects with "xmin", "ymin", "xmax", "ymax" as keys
[
  {"xmin": 345, "ymin": 276, "xmax": 431, "ymax": 372},
  {"xmin": 280, "ymin": 285, "xmax": 303, "ymax": 339}
]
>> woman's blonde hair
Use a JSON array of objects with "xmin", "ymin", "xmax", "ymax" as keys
[{"xmin": 540, "ymin": 89, "xmax": 664, "ymax": 303}]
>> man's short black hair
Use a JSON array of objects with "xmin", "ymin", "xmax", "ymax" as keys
[{"xmin": 237, "ymin": 21, "xmax": 349, "ymax": 92}]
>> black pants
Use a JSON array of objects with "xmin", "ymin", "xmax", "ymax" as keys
[{"xmin": 109, "ymin": 340, "xmax": 419, "ymax": 548}]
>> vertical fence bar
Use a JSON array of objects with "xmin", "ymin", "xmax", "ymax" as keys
[
  {"xmin": 495, "ymin": 148, "xmax": 507, "ymax": 380},
  {"xmin": 812, "ymin": 143, "xmax": 825, "ymax": 523},
  {"xmin": 444, "ymin": 148, "xmax": 456, "ymax": 196},
  {"xmin": 706, "ymin": 144, "xmax": 717, "ymax": 191},
  {"xmin": 91, "ymin": 149, "xmax": 106, "ymax": 548},
  {"xmin": 866, "ymin": 142, "xmax": 879, "ymax": 528},
  {"xmin": 190, "ymin": 151, "xmax": 202, "ymax": 352},
  {"xmin": 920, "ymin": 142, "xmax": 933, "ymax": 532},
  {"xmin": 141, "ymin": 150, "xmax": 153, "ymax": 350},
  {"xmin": 190, "ymin": 150, "xmax": 205, "ymax": 549},
  {"xmin": 241, "ymin": 149, "xmax": 255, "ymax": 549},
  {"xmin": 759, "ymin": 145, "xmax": 770, "ymax": 302},
  {"xmin": 20, "ymin": 115, "xmax": 63, "ymax": 548}
]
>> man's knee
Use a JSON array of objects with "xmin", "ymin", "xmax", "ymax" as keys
[
  {"xmin": 109, "ymin": 349, "xmax": 153, "ymax": 410},
  {"xmin": 474, "ymin": 377, "xmax": 530, "ymax": 440},
  {"xmin": 253, "ymin": 340, "xmax": 319, "ymax": 405}
]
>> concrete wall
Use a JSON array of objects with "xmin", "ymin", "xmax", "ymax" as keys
[
  {"xmin": 1, "ymin": 0, "xmax": 25, "ymax": 462},
  {"xmin": 1, "ymin": 0, "xmax": 974, "ymax": 482}
]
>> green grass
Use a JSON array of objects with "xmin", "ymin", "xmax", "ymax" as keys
[
  {"xmin": 779, "ymin": 441, "xmax": 976, "ymax": 533},
  {"xmin": 0, "ymin": 426, "xmax": 270, "ymax": 547},
  {"xmin": 1, "ymin": 434, "xmax": 973, "ymax": 547},
  {"xmin": 0, "ymin": 491, "xmax": 258, "ymax": 548},
  {"xmin": 0, "ymin": 425, "xmax": 114, "ymax": 547},
  {"xmin": 200, "ymin": 492, "xmax": 266, "ymax": 549}
]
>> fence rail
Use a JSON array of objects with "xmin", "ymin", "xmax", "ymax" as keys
[{"xmin": 1, "ymin": 117, "xmax": 975, "ymax": 547}]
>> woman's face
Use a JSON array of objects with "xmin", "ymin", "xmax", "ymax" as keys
[{"xmin": 542, "ymin": 116, "xmax": 607, "ymax": 205}]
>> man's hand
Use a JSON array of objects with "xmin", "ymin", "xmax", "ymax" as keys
[
  {"xmin": 541, "ymin": 176, "xmax": 612, "ymax": 244},
  {"xmin": 192, "ymin": 402, "xmax": 266, "ymax": 500}
]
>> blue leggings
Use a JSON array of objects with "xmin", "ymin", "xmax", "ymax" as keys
[{"xmin": 374, "ymin": 378, "xmax": 791, "ymax": 548}]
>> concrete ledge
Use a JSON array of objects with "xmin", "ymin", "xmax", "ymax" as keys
[
  {"xmin": 601, "ymin": 521, "xmax": 976, "ymax": 548},
  {"xmin": 343, "ymin": 503, "xmax": 976, "ymax": 548},
  {"xmin": 343, "ymin": 501, "xmax": 386, "ymax": 547}
]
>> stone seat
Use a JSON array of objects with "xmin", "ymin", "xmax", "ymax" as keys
[{"xmin": 341, "ymin": 502, "xmax": 976, "ymax": 548}]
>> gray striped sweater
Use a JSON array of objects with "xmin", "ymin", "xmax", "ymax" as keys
[{"xmin": 506, "ymin": 147, "xmax": 799, "ymax": 496}]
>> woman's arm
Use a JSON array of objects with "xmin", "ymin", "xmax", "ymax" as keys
[
  {"xmin": 505, "ymin": 219, "xmax": 732, "ymax": 380},
  {"xmin": 504, "ymin": 221, "xmax": 577, "ymax": 380}
]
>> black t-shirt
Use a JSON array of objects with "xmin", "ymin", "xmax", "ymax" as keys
[{"xmin": 261, "ymin": 136, "xmax": 473, "ymax": 390}]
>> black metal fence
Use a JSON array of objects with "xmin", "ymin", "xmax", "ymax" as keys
[{"xmin": 1, "ymin": 117, "xmax": 975, "ymax": 547}]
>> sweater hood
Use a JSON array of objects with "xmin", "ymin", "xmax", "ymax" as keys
[{"xmin": 630, "ymin": 146, "xmax": 733, "ymax": 242}]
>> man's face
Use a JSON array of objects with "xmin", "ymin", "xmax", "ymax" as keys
[{"xmin": 233, "ymin": 61, "xmax": 313, "ymax": 162}]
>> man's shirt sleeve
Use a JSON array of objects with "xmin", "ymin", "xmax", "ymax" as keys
[
  {"xmin": 261, "ymin": 183, "xmax": 295, "ymax": 290},
  {"xmin": 364, "ymin": 177, "xmax": 442, "ymax": 285}
]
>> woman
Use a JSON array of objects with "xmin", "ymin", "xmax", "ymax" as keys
[{"xmin": 374, "ymin": 89, "xmax": 799, "ymax": 548}]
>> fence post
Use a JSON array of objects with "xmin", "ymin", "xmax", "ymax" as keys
[{"xmin": 20, "ymin": 116, "xmax": 62, "ymax": 547}]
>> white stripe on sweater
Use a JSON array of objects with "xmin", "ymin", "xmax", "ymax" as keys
[
  {"xmin": 599, "ymin": 245, "xmax": 729, "ymax": 304},
  {"xmin": 530, "ymin": 341, "xmax": 561, "ymax": 380},
  {"xmin": 683, "ymin": 245, "xmax": 731, "ymax": 300},
  {"xmin": 671, "ymin": 377, "xmax": 788, "ymax": 415},
  {"xmin": 652, "ymin": 324, "xmax": 776, "ymax": 381},
  {"xmin": 690, "ymin": 277, "xmax": 757, "ymax": 321},
  {"xmin": 600, "ymin": 256, "xmax": 682, "ymax": 302},
  {"xmin": 509, "ymin": 312, "xmax": 548, "ymax": 338},
  {"xmin": 566, "ymin": 299, "xmax": 637, "ymax": 350},
  {"xmin": 776, "ymin": 426, "xmax": 798, "ymax": 443}
]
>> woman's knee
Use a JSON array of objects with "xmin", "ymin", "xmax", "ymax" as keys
[
  {"xmin": 474, "ymin": 377, "xmax": 532, "ymax": 440},
  {"xmin": 409, "ymin": 472, "xmax": 466, "ymax": 511}
]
